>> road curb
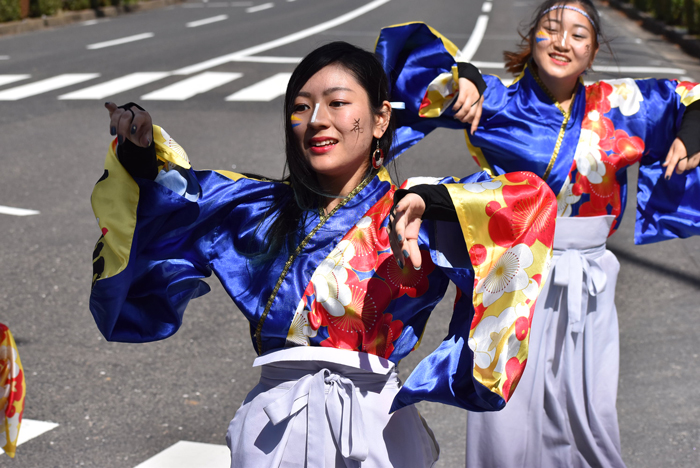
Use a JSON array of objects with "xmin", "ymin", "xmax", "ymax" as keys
[
  {"xmin": 0, "ymin": 0, "xmax": 185, "ymax": 37},
  {"xmin": 605, "ymin": 0, "xmax": 700, "ymax": 61}
]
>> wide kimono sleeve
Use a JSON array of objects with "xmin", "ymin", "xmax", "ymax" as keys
[
  {"xmin": 375, "ymin": 21, "xmax": 509, "ymax": 160},
  {"xmin": 633, "ymin": 78, "xmax": 700, "ymax": 244},
  {"xmin": 392, "ymin": 171, "xmax": 557, "ymax": 412},
  {"xmin": 90, "ymin": 126, "xmax": 278, "ymax": 343}
]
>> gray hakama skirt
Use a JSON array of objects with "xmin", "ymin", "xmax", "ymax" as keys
[
  {"xmin": 466, "ymin": 216, "xmax": 626, "ymax": 468},
  {"xmin": 226, "ymin": 347, "xmax": 439, "ymax": 468}
]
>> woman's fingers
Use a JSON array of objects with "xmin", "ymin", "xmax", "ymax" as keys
[
  {"xmin": 116, "ymin": 108, "xmax": 135, "ymax": 145},
  {"xmin": 470, "ymin": 97, "xmax": 483, "ymax": 135},
  {"xmin": 130, "ymin": 110, "xmax": 153, "ymax": 147},
  {"xmin": 388, "ymin": 194, "xmax": 426, "ymax": 270},
  {"xmin": 663, "ymin": 138, "xmax": 687, "ymax": 179}
]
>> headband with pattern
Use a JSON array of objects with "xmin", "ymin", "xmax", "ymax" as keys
[{"xmin": 540, "ymin": 5, "xmax": 597, "ymax": 32}]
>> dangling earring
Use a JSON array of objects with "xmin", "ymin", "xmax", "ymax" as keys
[{"xmin": 372, "ymin": 139, "xmax": 384, "ymax": 169}]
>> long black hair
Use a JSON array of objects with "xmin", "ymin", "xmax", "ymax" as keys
[
  {"xmin": 504, "ymin": 0, "xmax": 608, "ymax": 75},
  {"xmin": 255, "ymin": 41, "xmax": 395, "ymax": 260}
]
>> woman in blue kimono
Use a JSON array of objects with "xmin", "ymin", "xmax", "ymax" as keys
[
  {"xmin": 90, "ymin": 42, "xmax": 557, "ymax": 467},
  {"xmin": 376, "ymin": 1, "xmax": 700, "ymax": 467}
]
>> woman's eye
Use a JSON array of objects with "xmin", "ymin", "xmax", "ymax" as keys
[
  {"xmin": 293, "ymin": 103, "xmax": 309, "ymax": 113},
  {"xmin": 330, "ymin": 101, "xmax": 348, "ymax": 107}
]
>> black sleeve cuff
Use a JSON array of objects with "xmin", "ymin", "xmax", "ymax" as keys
[
  {"xmin": 678, "ymin": 100, "xmax": 700, "ymax": 157},
  {"xmin": 117, "ymin": 136, "xmax": 158, "ymax": 180},
  {"xmin": 457, "ymin": 62, "xmax": 487, "ymax": 97},
  {"xmin": 394, "ymin": 184, "xmax": 458, "ymax": 222}
]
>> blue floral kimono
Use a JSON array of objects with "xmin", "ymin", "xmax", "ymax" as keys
[
  {"xmin": 376, "ymin": 21, "xmax": 700, "ymax": 468},
  {"xmin": 90, "ymin": 125, "xmax": 557, "ymax": 466}
]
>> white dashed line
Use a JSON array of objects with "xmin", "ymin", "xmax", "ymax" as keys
[
  {"xmin": 0, "ymin": 205, "xmax": 40, "ymax": 216},
  {"xmin": 0, "ymin": 74, "xmax": 31, "ymax": 87},
  {"xmin": 246, "ymin": 2, "xmax": 273, "ymax": 12},
  {"xmin": 186, "ymin": 14, "xmax": 228, "ymax": 27},
  {"xmin": 460, "ymin": 14, "xmax": 489, "ymax": 62},
  {"xmin": 87, "ymin": 33, "xmax": 155, "ymax": 50},
  {"xmin": 133, "ymin": 441, "xmax": 230, "ymax": 468},
  {"xmin": 59, "ymin": 72, "xmax": 171, "ymax": 100}
]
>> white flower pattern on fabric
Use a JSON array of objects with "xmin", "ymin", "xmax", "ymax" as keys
[
  {"xmin": 606, "ymin": 79, "xmax": 643, "ymax": 116},
  {"xmin": 311, "ymin": 243, "xmax": 353, "ymax": 317},
  {"xmin": 574, "ymin": 127, "xmax": 606, "ymax": 184},
  {"xmin": 462, "ymin": 180, "xmax": 503, "ymax": 193},
  {"xmin": 478, "ymin": 243, "xmax": 533, "ymax": 307},
  {"xmin": 287, "ymin": 300, "xmax": 318, "ymax": 346},
  {"xmin": 469, "ymin": 302, "xmax": 529, "ymax": 369},
  {"xmin": 556, "ymin": 177, "xmax": 581, "ymax": 218}
]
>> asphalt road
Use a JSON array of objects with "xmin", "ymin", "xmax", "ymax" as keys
[{"xmin": 1, "ymin": 0, "xmax": 699, "ymax": 466}]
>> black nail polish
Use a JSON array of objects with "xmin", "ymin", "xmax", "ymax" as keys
[
  {"xmin": 402, "ymin": 249, "xmax": 409, "ymax": 259},
  {"xmin": 104, "ymin": 101, "xmax": 110, "ymax": 106},
  {"xmin": 398, "ymin": 259, "xmax": 404, "ymax": 269},
  {"xmin": 665, "ymin": 175, "xmax": 670, "ymax": 180},
  {"xmin": 397, "ymin": 234, "xmax": 403, "ymax": 242},
  {"xmin": 110, "ymin": 126, "xmax": 116, "ymax": 136},
  {"xmin": 117, "ymin": 135, "xmax": 123, "ymax": 144},
  {"xmin": 131, "ymin": 124, "xmax": 137, "ymax": 135}
]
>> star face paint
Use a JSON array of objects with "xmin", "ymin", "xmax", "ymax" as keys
[{"xmin": 535, "ymin": 29, "xmax": 551, "ymax": 43}]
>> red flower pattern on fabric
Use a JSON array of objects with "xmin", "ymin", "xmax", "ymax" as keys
[
  {"xmin": 375, "ymin": 250, "xmax": 435, "ymax": 298},
  {"xmin": 502, "ymin": 357, "xmax": 527, "ymax": 401},
  {"xmin": 487, "ymin": 172, "xmax": 556, "ymax": 248}
]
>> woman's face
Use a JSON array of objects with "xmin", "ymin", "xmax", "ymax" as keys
[
  {"xmin": 531, "ymin": 5, "xmax": 598, "ymax": 84},
  {"xmin": 291, "ymin": 64, "xmax": 389, "ymax": 184}
]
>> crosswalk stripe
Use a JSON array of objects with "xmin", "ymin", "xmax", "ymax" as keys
[
  {"xmin": 133, "ymin": 441, "xmax": 230, "ymax": 468},
  {"xmin": 0, "ymin": 419, "xmax": 59, "ymax": 455},
  {"xmin": 186, "ymin": 14, "xmax": 228, "ymax": 27},
  {"xmin": 87, "ymin": 33, "xmax": 154, "ymax": 50},
  {"xmin": 0, "ymin": 74, "xmax": 99, "ymax": 101},
  {"xmin": 58, "ymin": 72, "xmax": 171, "ymax": 100},
  {"xmin": 0, "ymin": 205, "xmax": 40, "ymax": 216},
  {"xmin": 225, "ymin": 72, "xmax": 291, "ymax": 101},
  {"xmin": 141, "ymin": 72, "xmax": 242, "ymax": 100},
  {"xmin": 0, "ymin": 74, "xmax": 31, "ymax": 87}
]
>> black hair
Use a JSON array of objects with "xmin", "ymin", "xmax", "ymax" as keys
[
  {"xmin": 254, "ymin": 41, "xmax": 395, "ymax": 260},
  {"xmin": 504, "ymin": 0, "xmax": 609, "ymax": 75}
]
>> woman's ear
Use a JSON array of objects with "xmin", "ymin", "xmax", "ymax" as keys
[{"xmin": 373, "ymin": 101, "xmax": 392, "ymax": 139}]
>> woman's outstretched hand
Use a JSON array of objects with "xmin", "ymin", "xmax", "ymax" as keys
[
  {"xmin": 663, "ymin": 137, "xmax": 700, "ymax": 179},
  {"xmin": 388, "ymin": 193, "xmax": 426, "ymax": 270},
  {"xmin": 104, "ymin": 102, "xmax": 153, "ymax": 147},
  {"xmin": 452, "ymin": 77, "xmax": 483, "ymax": 135}
]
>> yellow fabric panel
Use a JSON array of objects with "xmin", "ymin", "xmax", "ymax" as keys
[
  {"xmin": 91, "ymin": 139, "xmax": 140, "ymax": 285},
  {"xmin": 153, "ymin": 125, "xmax": 191, "ymax": 169},
  {"xmin": 446, "ymin": 176, "xmax": 553, "ymax": 400},
  {"xmin": 0, "ymin": 325, "xmax": 25, "ymax": 458},
  {"xmin": 675, "ymin": 81, "xmax": 700, "ymax": 107},
  {"xmin": 464, "ymin": 130, "xmax": 494, "ymax": 175}
]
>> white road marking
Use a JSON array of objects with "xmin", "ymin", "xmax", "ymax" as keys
[
  {"xmin": 231, "ymin": 1, "xmax": 254, "ymax": 5},
  {"xmin": 0, "ymin": 74, "xmax": 31, "ymax": 87},
  {"xmin": 82, "ymin": 19, "xmax": 109, "ymax": 26},
  {"xmin": 0, "ymin": 55, "xmax": 9, "ymax": 60},
  {"xmin": 230, "ymin": 55, "xmax": 301, "ymax": 63},
  {"xmin": 187, "ymin": 14, "xmax": 228, "ymax": 27},
  {"xmin": 133, "ymin": 441, "xmax": 230, "ymax": 468},
  {"xmin": 0, "ymin": 205, "xmax": 40, "ymax": 216},
  {"xmin": 58, "ymin": 72, "xmax": 171, "ymax": 100},
  {"xmin": 592, "ymin": 65, "xmax": 686, "ymax": 74},
  {"xmin": 173, "ymin": 0, "xmax": 391, "ymax": 75},
  {"xmin": 141, "ymin": 72, "xmax": 242, "ymax": 100},
  {"xmin": 246, "ymin": 2, "xmax": 273, "ymax": 12},
  {"xmin": 0, "ymin": 74, "xmax": 99, "ymax": 101},
  {"xmin": 460, "ymin": 14, "xmax": 489, "ymax": 62},
  {"xmin": 87, "ymin": 33, "xmax": 155, "ymax": 50},
  {"xmin": 482, "ymin": 1, "xmax": 492, "ymax": 12},
  {"xmin": 681, "ymin": 76, "xmax": 695, "ymax": 82},
  {"xmin": 226, "ymin": 72, "xmax": 291, "ymax": 101},
  {"xmin": 0, "ymin": 419, "xmax": 58, "ymax": 454}
]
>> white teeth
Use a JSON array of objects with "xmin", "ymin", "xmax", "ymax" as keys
[
  {"xmin": 551, "ymin": 54, "xmax": 570, "ymax": 62},
  {"xmin": 312, "ymin": 140, "xmax": 337, "ymax": 147}
]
